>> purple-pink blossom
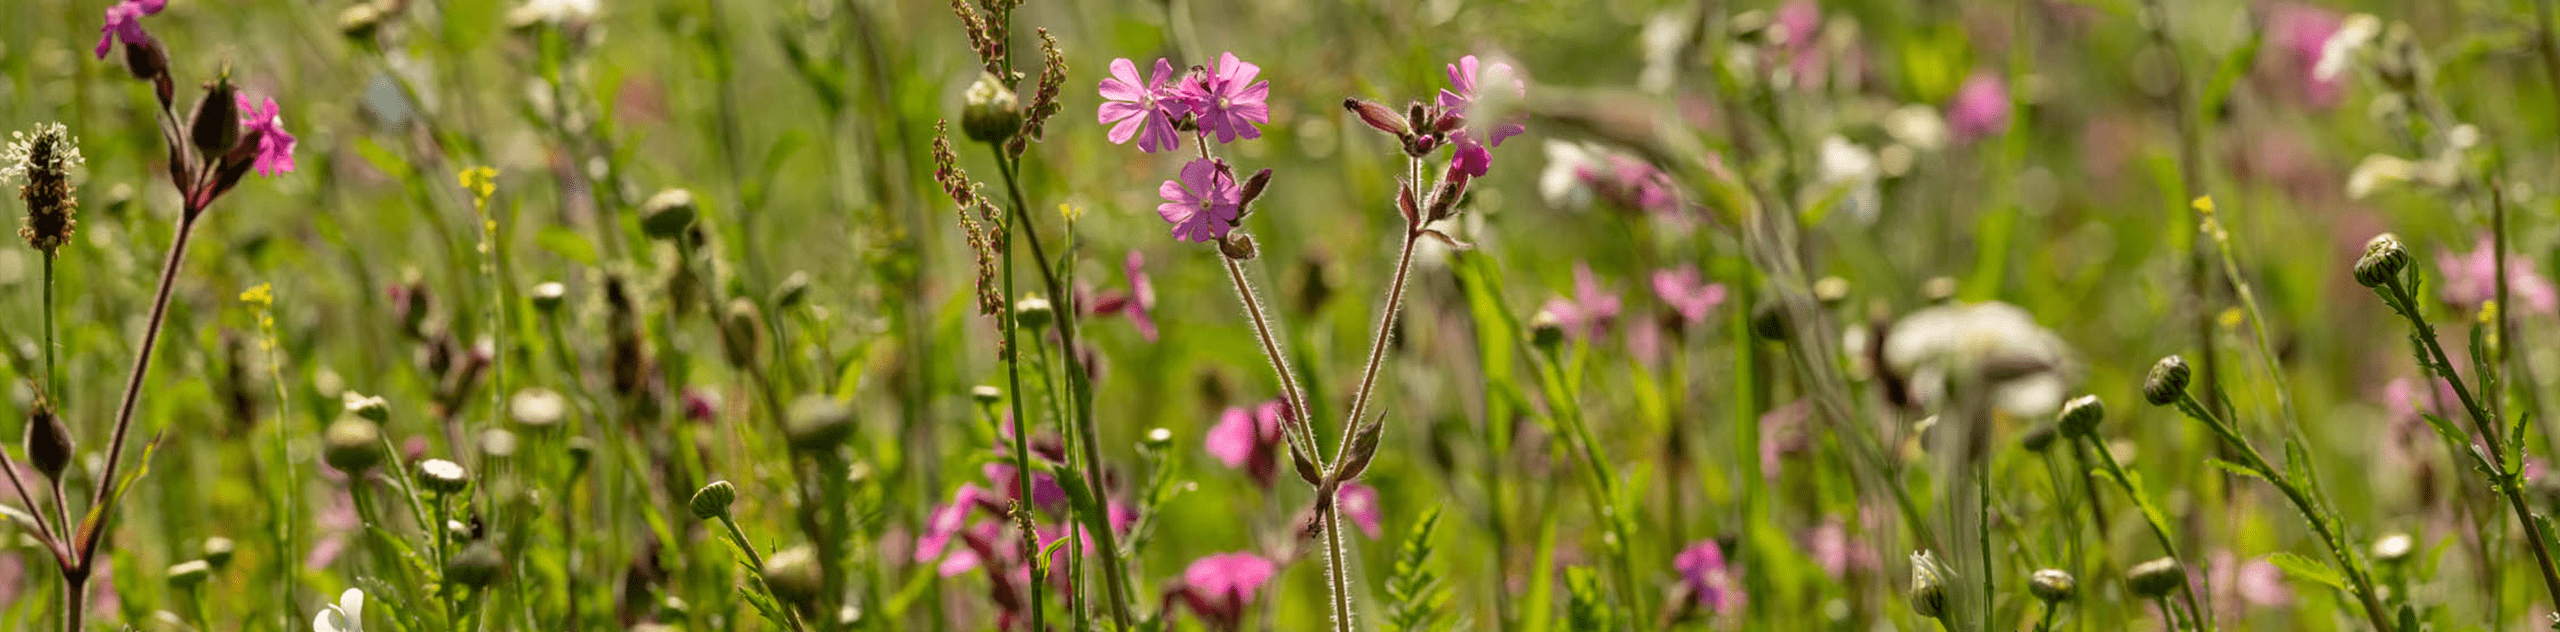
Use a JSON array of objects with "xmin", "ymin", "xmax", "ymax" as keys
[
  {"xmin": 1440, "ymin": 55, "xmax": 1527, "ymax": 177},
  {"xmin": 1177, "ymin": 552, "xmax": 1279, "ymax": 631},
  {"xmin": 1337, "ymin": 481, "xmax": 1384, "ymax": 538},
  {"xmin": 94, "ymin": 0, "xmax": 165, "ymax": 59},
  {"xmin": 1674, "ymin": 540, "xmax": 1743, "ymax": 616},
  {"xmin": 1947, "ymin": 70, "xmax": 2010, "ymax": 144},
  {"xmin": 1206, "ymin": 400, "xmax": 1288, "ymax": 488},
  {"xmin": 1087, "ymin": 251, "xmax": 1158, "ymax": 341},
  {"xmin": 2271, "ymin": 3, "xmax": 2348, "ymax": 108},
  {"xmin": 2436, "ymin": 234, "xmax": 2559, "ymax": 314},
  {"xmin": 1158, "ymin": 158, "xmax": 1242, "ymax": 243},
  {"xmin": 1176, "ymin": 52, "xmax": 1272, "ymax": 144},
  {"xmin": 1539, "ymin": 262, "xmax": 1622, "ymax": 340},
  {"xmin": 238, "ymin": 94, "xmax": 298, "ymax": 176},
  {"xmin": 1651, "ymin": 268, "xmax": 1728, "ymax": 325},
  {"xmin": 1099, "ymin": 57, "xmax": 1186, "ymax": 153}
]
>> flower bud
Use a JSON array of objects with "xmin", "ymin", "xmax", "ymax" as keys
[
  {"xmin": 529, "ymin": 281, "xmax": 567, "ymax": 313},
  {"xmin": 343, "ymin": 391, "xmax": 391, "ymax": 423},
  {"xmin": 2019, "ymin": 422, "xmax": 2058, "ymax": 453},
  {"xmin": 1396, "ymin": 184, "xmax": 1420, "ymax": 226},
  {"xmin": 640, "ymin": 189, "xmax": 697, "ymax": 240},
  {"xmin": 190, "ymin": 74, "xmax": 243, "ymax": 160},
  {"xmin": 1530, "ymin": 309, "xmax": 1566, "ymax": 349},
  {"xmin": 761, "ymin": 545, "xmax": 825, "ymax": 607},
  {"xmin": 1813, "ymin": 276, "xmax": 1852, "ymax": 305},
  {"xmin": 2057, "ymin": 394, "xmax": 2104, "ymax": 437},
  {"xmin": 2029, "ymin": 568, "xmax": 2076, "ymax": 604},
  {"xmin": 321, "ymin": 417, "xmax": 387, "ymax": 474},
  {"xmin": 1143, "ymin": 427, "xmax": 1174, "ymax": 450},
  {"xmin": 445, "ymin": 541, "xmax": 505, "ymax": 588},
  {"xmin": 417, "ymin": 458, "xmax": 472, "ymax": 495},
  {"xmin": 1922, "ymin": 276, "xmax": 1960, "ymax": 304},
  {"xmin": 565, "ymin": 436, "xmax": 595, "ymax": 477},
  {"xmin": 1405, "ymin": 102, "xmax": 1430, "ymax": 139},
  {"xmin": 785, "ymin": 395, "xmax": 856, "ymax": 452},
  {"xmin": 478, "ymin": 428, "xmax": 519, "ymax": 459},
  {"xmin": 339, "ymin": 3, "xmax": 387, "ymax": 39},
  {"xmin": 774, "ymin": 271, "xmax": 812, "ymax": 309},
  {"xmin": 122, "ymin": 34, "xmax": 168, "ymax": 82},
  {"xmin": 2371, "ymin": 532, "xmax": 2414, "ymax": 565},
  {"xmin": 1219, "ymin": 233, "xmax": 1258, "ymax": 260},
  {"xmin": 1909, "ymin": 551, "xmax": 1950, "ymax": 620},
  {"xmin": 1425, "ymin": 171, "xmax": 1469, "ymax": 223},
  {"xmin": 721, "ymin": 298, "xmax": 765, "ymax": 369},
  {"xmin": 962, "ymin": 73, "xmax": 1024, "ymax": 143},
  {"xmin": 1013, "ymin": 294, "xmax": 1053, "ymax": 331},
  {"xmin": 970, "ymin": 385, "xmax": 1003, "ymax": 406},
  {"xmin": 22, "ymin": 399, "xmax": 71, "ymax": 480},
  {"xmin": 201, "ymin": 537, "xmax": 236, "ymax": 570},
  {"xmin": 690, "ymin": 480, "xmax": 737, "ymax": 519},
  {"xmin": 2126, "ymin": 557, "xmax": 2184, "ymax": 599},
  {"xmin": 1344, "ymin": 98, "xmax": 1409, "ymax": 136},
  {"xmin": 168, "ymin": 560, "xmax": 212, "ymax": 587},
  {"xmin": 509, "ymin": 388, "xmax": 568, "ymax": 429},
  {"xmin": 2143, "ymin": 356, "xmax": 2190, "ymax": 406},
  {"xmin": 1751, "ymin": 300, "xmax": 1791, "ymax": 341},
  {"xmin": 2354, "ymin": 233, "xmax": 2410, "ymax": 288},
  {"xmin": 1236, "ymin": 168, "xmax": 1274, "ymax": 213}
]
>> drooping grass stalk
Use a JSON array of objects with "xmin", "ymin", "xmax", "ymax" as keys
[
  {"xmin": 2161, "ymin": 392, "xmax": 2393, "ymax": 632},
  {"xmin": 2371, "ymin": 272, "xmax": 2560, "ymax": 608}
]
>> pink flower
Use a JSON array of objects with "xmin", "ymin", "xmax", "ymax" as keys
[
  {"xmin": 1099, "ymin": 57, "xmax": 1186, "ymax": 153},
  {"xmin": 1158, "ymin": 158, "xmax": 1242, "ymax": 243},
  {"xmin": 1206, "ymin": 400, "xmax": 1288, "ymax": 488},
  {"xmin": 1440, "ymin": 55, "xmax": 1527, "ymax": 177},
  {"xmin": 1175, "ymin": 52, "xmax": 1272, "ymax": 144},
  {"xmin": 2271, "ymin": 3, "xmax": 2348, "ymax": 107},
  {"xmin": 1651, "ymin": 268, "xmax": 1728, "ymax": 325},
  {"xmin": 1088, "ymin": 251, "xmax": 1158, "ymax": 341},
  {"xmin": 1587, "ymin": 155, "xmax": 1680, "ymax": 214},
  {"xmin": 1539, "ymin": 262, "xmax": 1622, "ymax": 340},
  {"xmin": 914, "ymin": 484, "xmax": 1000, "ymax": 565},
  {"xmin": 1674, "ymin": 540, "xmax": 1743, "ymax": 615},
  {"xmin": 93, "ymin": 0, "xmax": 166, "ymax": 59},
  {"xmin": 1947, "ymin": 70, "xmax": 2010, "ymax": 144},
  {"xmin": 1177, "ymin": 552, "xmax": 1280, "ymax": 630},
  {"xmin": 682, "ymin": 387, "xmax": 719, "ymax": 422},
  {"xmin": 1337, "ymin": 481, "xmax": 1384, "ymax": 538},
  {"xmin": 2436, "ymin": 234, "xmax": 2559, "ymax": 314},
  {"xmin": 2207, "ymin": 551, "xmax": 2295, "ymax": 621},
  {"xmin": 237, "ymin": 94, "xmax": 298, "ymax": 176}
]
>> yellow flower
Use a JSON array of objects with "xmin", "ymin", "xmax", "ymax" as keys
[{"xmin": 238, "ymin": 283, "xmax": 274, "ymax": 307}]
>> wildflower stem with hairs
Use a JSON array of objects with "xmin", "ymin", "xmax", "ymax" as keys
[
  {"xmin": 2160, "ymin": 388, "xmax": 2392, "ymax": 631},
  {"xmin": 2069, "ymin": 427, "xmax": 2207, "ymax": 631},
  {"xmin": 2365, "ymin": 254, "xmax": 2560, "ymax": 609},
  {"xmin": 996, "ymin": 172, "xmax": 1048, "ymax": 632}
]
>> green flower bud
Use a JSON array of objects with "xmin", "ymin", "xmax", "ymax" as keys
[
  {"xmin": 2126, "ymin": 557, "xmax": 2184, "ymax": 599},
  {"xmin": 774, "ymin": 271, "xmax": 812, "ymax": 309},
  {"xmin": 2372, "ymin": 533, "xmax": 2414, "ymax": 565},
  {"xmin": 2355, "ymin": 233, "xmax": 2410, "ymax": 289},
  {"xmin": 509, "ymin": 388, "xmax": 568, "ymax": 429},
  {"xmin": 339, "ymin": 3, "xmax": 386, "ymax": 40},
  {"xmin": 721, "ymin": 298, "xmax": 766, "ymax": 369},
  {"xmin": 2019, "ymin": 422, "xmax": 2059, "ymax": 453},
  {"xmin": 445, "ymin": 541, "xmax": 505, "ymax": 588},
  {"xmin": 1143, "ymin": 427, "xmax": 1174, "ymax": 450},
  {"xmin": 691, "ymin": 480, "xmax": 737, "ymax": 520},
  {"xmin": 1910, "ymin": 551, "xmax": 1950, "ymax": 620},
  {"xmin": 641, "ymin": 189, "xmax": 697, "ymax": 240},
  {"xmin": 566, "ymin": 437, "xmax": 596, "ymax": 478},
  {"xmin": 2143, "ymin": 356, "xmax": 2191, "ymax": 406},
  {"xmin": 970, "ymin": 385, "xmax": 1003, "ymax": 406},
  {"xmin": 321, "ymin": 417, "xmax": 387, "ymax": 474},
  {"xmin": 478, "ymin": 428, "xmax": 519, "ymax": 460},
  {"xmin": 961, "ymin": 73, "xmax": 1024, "ymax": 143},
  {"xmin": 2029, "ymin": 568, "xmax": 2075, "ymax": 604},
  {"xmin": 1530, "ymin": 309, "xmax": 1566, "ymax": 349},
  {"xmin": 530, "ymin": 281, "xmax": 567, "ymax": 314},
  {"xmin": 760, "ymin": 545, "xmax": 825, "ymax": 607},
  {"xmin": 1013, "ymin": 295, "xmax": 1053, "ymax": 331},
  {"xmin": 417, "ymin": 458, "xmax": 471, "ymax": 495},
  {"xmin": 167, "ymin": 559, "xmax": 212, "ymax": 587},
  {"xmin": 785, "ymin": 396, "xmax": 856, "ymax": 452},
  {"xmin": 2057, "ymin": 394, "xmax": 2104, "ymax": 437},
  {"xmin": 343, "ymin": 392, "xmax": 391, "ymax": 423},
  {"xmin": 201, "ymin": 537, "xmax": 236, "ymax": 570}
]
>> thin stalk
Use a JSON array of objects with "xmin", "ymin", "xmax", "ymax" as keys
[
  {"xmin": 2378, "ymin": 276, "xmax": 2560, "ymax": 608},
  {"xmin": 78, "ymin": 215, "xmax": 197, "ymax": 565},
  {"xmin": 1221, "ymin": 258, "xmax": 1320, "ymax": 455},
  {"xmin": 996, "ymin": 182, "xmax": 1047, "ymax": 632},
  {"xmin": 1530, "ymin": 344, "xmax": 1639, "ymax": 625},
  {"xmin": 2076, "ymin": 433, "xmax": 2209, "ymax": 632},
  {"xmin": 2166, "ymin": 393, "xmax": 2392, "ymax": 632},
  {"xmin": 42, "ymin": 254, "xmax": 57, "ymax": 404}
]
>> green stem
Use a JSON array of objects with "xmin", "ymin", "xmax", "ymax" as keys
[
  {"xmin": 996, "ymin": 188, "xmax": 1047, "ymax": 632},
  {"xmin": 2166, "ymin": 393, "xmax": 2390, "ymax": 632},
  {"xmin": 2075, "ymin": 434, "xmax": 2209, "ymax": 632}
]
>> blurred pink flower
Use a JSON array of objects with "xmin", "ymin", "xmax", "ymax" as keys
[
  {"xmin": 1088, "ymin": 251, "xmax": 1159, "ymax": 341},
  {"xmin": 238, "ymin": 94, "xmax": 299, "ymax": 176},
  {"xmin": 1540, "ymin": 262, "xmax": 1622, "ymax": 340},
  {"xmin": 1337, "ymin": 481, "xmax": 1384, "ymax": 538},
  {"xmin": 1947, "ymin": 70, "xmax": 2010, "ymax": 144},
  {"xmin": 2270, "ymin": 3, "xmax": 2348, "ymax": 107},
  {"xmin": 1098, "ymin": 57, "xmax": 1186, "ymax": 153},
  {"xmin": 1674, "ymin": 540, "xmax": 1743, "ymax": 615},
  {"xmin": 1176, "ymin": 53, "xmax": 1272, "ymax": 144},
  {"xmin": 1441, "ymin": 55, "xmax": 1527, "ymax": 177},
  {"xmin": 1651, "ymin": 268, "xmax": 1728, "ymax": 325},
  {"xmin": 2208, "ymin": 551, "xmax": 2295, "ymax": 621},
  {"xmin": 0, "ymin": 552, "xmax": 21, "ymax": 606},
  {"xmin": 915, "ymin": 484, "xmax": 1000, "ymax": 565},
  {"xmin": 2436, "ymin": 234, "xmax": 2558, "ymax": 314},
  {"xmin": 682, "ymin": 387, "xmax": 719, "ymax": 422},
  {"xmin": 1804, "ymin": 519, "xmax": 1878, "ymax": 579},
  {"xmin": 1158, "ymin": 158, "xmax": 1241, "ymax": 243},
  {"xmin": 1178, "ymin": 552, "xmax": 1280, "ymax": 631},
  {"xmin": 93, "ymin": 0, "xmax": 165, "ymax": 59},
  {"xmin": 1206, "ymin": 400, "xmax": 1288, "ymax": 488}
]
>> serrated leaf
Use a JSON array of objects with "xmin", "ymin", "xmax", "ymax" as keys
[
  {"xmin": 2206, "ymin": 458, "xmax": 2267, "ymax": 483},
  {"xmin": 2266, "ymin": 552, "xmax": 2350, "ymax": 592}
]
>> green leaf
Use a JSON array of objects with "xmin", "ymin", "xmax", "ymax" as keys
[
  {"xmin": 2266, "ymin": 552, "xmax": 2350, "ymax": 592},
  {"xmin": 534, "ymin": 225, "xmax": 598, "ymax": 265},
  {"xmin": 2199, "ymin": 28, "xmax": 2265, "ymax": 117}
]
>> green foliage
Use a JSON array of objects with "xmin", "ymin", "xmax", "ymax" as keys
[{"xmin": 1382, "ymin": 506, "xmax": 1453, "ymax": 632}]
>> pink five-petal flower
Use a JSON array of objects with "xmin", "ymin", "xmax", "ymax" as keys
[
  {"xmin": 238, "ymin": 94, "xmax": 298, "ymax": 176},
  {"xmin": 1439, "ymin": 55, "xmax": 1528, "ymax": 177},
  {"xmin": 1206, "ymin": 400, "xmax": 1286, "ymax": 487},
  {"xmin": 1337, "ymin": 482, "xmax": 1384, "ymax": 538},
  {"xmin": 1675, "ymin": 540, "xmax": 1743, "ymax": 616},
  {"xmin": 1179, "ymin": 552, "xmax": 1279, "ymax": 630},
  {"xmin": 1947, "ymin": 70, "xmax": 2011, "ymax": 144},
  {"xmin": 1121, "ymin": 250, "xmax": 1158, "ymax": 340},
  {"xmin": 914, "ymin": 484, "xmax": 994, "ymax": 563},
  {"xmin": 1177, "ymin": 52, "xmax": 1271, "ymax": 144},
  {"xmin": 1099, "ymin": 57, "xmax": 1185, "ymax": 153},
  {"xmin": 1157, "ymin": 158, "xmax": 1241, "ymax": 243},
  {"xmin": 94, "ymin": 0, "xmax": 166, "ymax": 59},
  {"xmin": 1651, "ymin": 268, "xmax": 1728, "ymax": 325}
]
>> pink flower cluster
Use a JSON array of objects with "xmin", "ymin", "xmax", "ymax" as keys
[{"xmin": 1098, "ymin": 52, "xmax": 1272, "ymax": 154}]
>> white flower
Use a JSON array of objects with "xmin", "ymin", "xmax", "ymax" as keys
[
  {"xmin": 1882, "ymin": 301, "xmax": 2073, "ymax": 417},
  {"xmin": 1539, "ymin": 140, "xmax": 1607, "ymax": 210},
  {"xmin": 2313, "ymin": 14, "xmax": 2382, "ymax": 82},
  {"xmin": 508, "ymin": 0, "xmax": 600, "ymax": 26},
  {"xmin": 315, "ymin": 588, "xmax": 364, "ymax": 632}
]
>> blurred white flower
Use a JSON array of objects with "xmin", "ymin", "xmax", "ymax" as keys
[
  {"xmin": 315, "ymin": 588, "xmax": 364, "ymax": 632},
  {"xmin": 1882, "ymin": 301, "xmax": 2072, "ymax": 417},
  {"xmin": 1638, "ymin": 8, "xmax": 1697, "ymax": 94},
  {"xmin": 1882, "ymin": 105, "xmax": 1947, "ymax": 153},
  {"xmin": 2313, "ymin": 14, "xmax": 2381, "ymax": 82},
  {"xmin": 1540, "ymin": 140, "xmax": 1605, "ymax": 210},
  {"xmin": 509, "ymin": 0, "xmax": 599, "ymax": 26},
  {"xmin": 1816, "ymin": 135, "xmax": 1882, "ymax": 223}
]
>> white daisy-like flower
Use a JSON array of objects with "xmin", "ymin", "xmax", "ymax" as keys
[
  {"xmin": 1882, "ymin": 301, "xmax": 2074, "ymax": 418},
  {"xmin": 315, "ymin": 587, "xmax": 364, "ymax": 632}
]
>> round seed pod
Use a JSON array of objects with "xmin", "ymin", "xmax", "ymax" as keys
[
  {"xmin": 2029, "ymin": 568, "xmax": 2076, "ymax": 604},
  {"xmin": 2355, "ymin": 233, "xmax": 2410, "ymax": 288},
  {"xmin": 691, "ymin": 480, "xmax": 737, "ymax": 520},
  {"xmin": 2057, "ymin": 394, "xmax": 2105, "ymax": 437},
  {"xmin": 761, "ymin": 545, "xmax": 825, "ymax": 607},
  {"xmin": 961, "ymin": 73, "xmax": 1024, "ymax": 143},
  {"xmin": 785, "ymin": 396, "xmax": 856, "ymax": 452},
  {"xmin": 22, "ymin": 400, "xmax": 72, "ymax": 481},
  {"xmin": 2126, "ymin": 557, "xmax": 2184, "ymax": 599},
  {"xmin": 2143, "ymin": 356, "xmax": 2191, "ymax": 406},
  {"xmin": 640, "ymin": 189, "xmax": 697, "ymax": 240},
  {"xmin": 445, "ymin": 541, "xmax": 505, "ymax": 588},
  {"xmin": 321, "ymin": 417, "xmax": 387, "ymax": 474},
  {"xmin": 417, "ymin": 458, "xmax": 472, "ymax": 495}
]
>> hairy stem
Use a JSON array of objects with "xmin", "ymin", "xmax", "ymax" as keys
[
  {"xmin": 2168, "ymin": 394, "xmax": 2392, "ymax": 632},
  {"xmin": 996, "ymin": 168, "xmax": 1048, "ymax": 632},
  {"xmin": 79, "ymin": 215, "xmax": 197, "ymax": 565},
  {"xmin": 2379, "ymin": 276, "xmax": 2560, "ymax": 609}
]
